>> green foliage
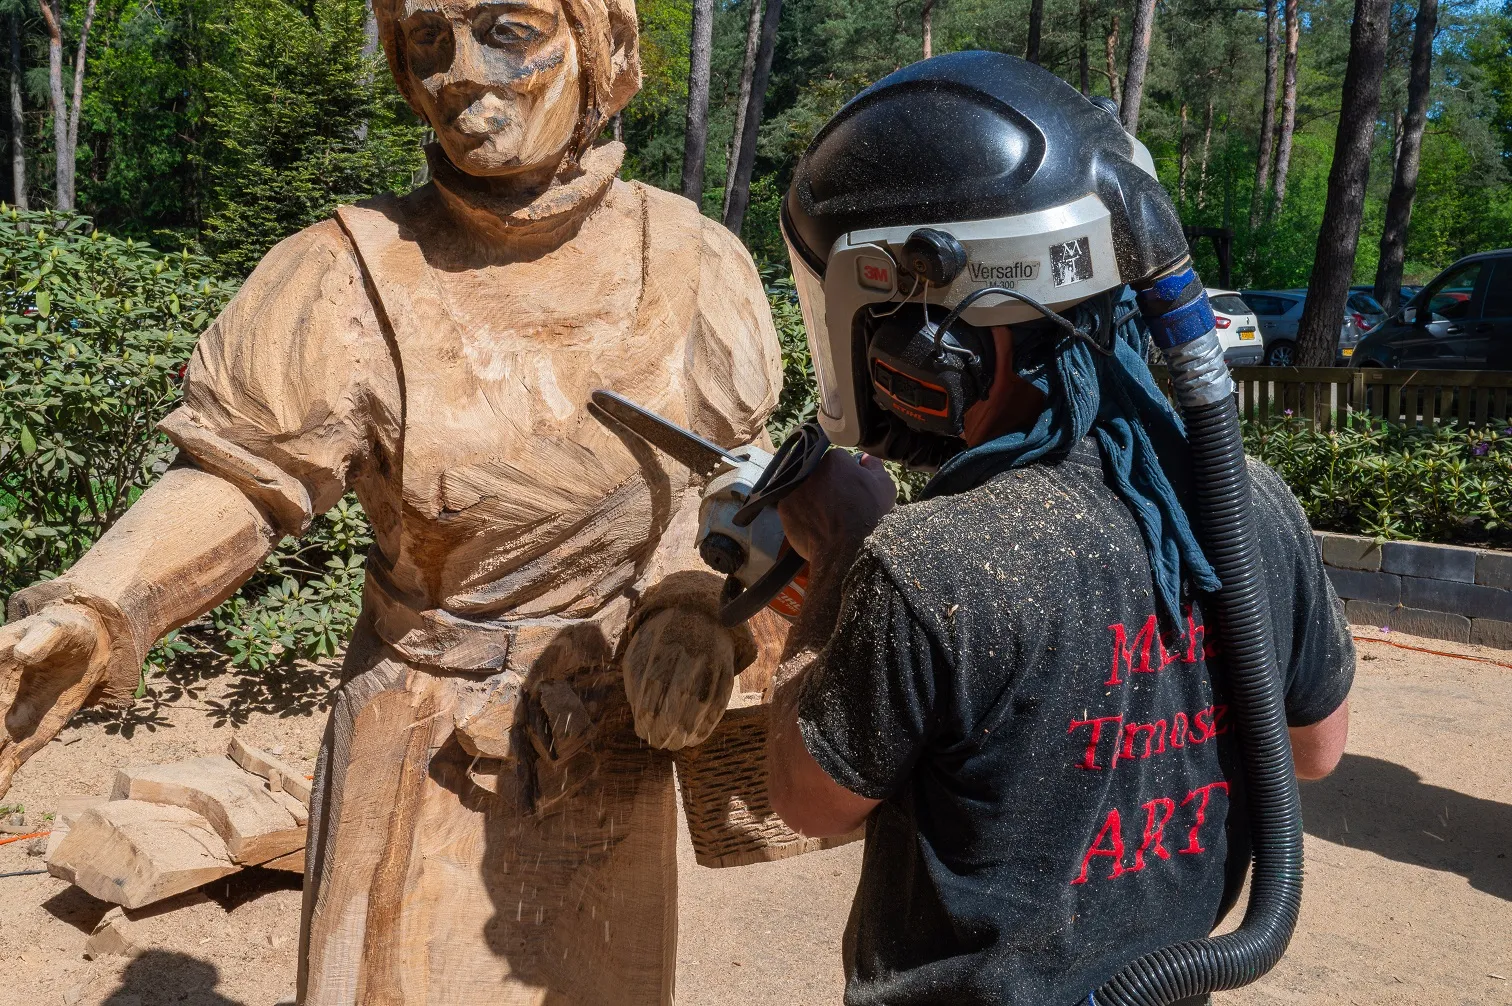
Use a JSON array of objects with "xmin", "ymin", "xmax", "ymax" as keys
[
  {"xmin": 200, "ymin": 0, "xmax": 424, "ymax": 275},
  {"xmin": 205, "ymin": 495, "xmax": 371, "ymax": 672},
  {"xmin": 0, "ymin": 208, "xmax": 372, "ymax": 691},
  {"xmin": 0, "ymin": 208, "xmax": 233, "ymax": 593},
  {"xmin": 1245, "ymin": 415, "xmax": 1512, "ymax": 546},
  {"xmin": 764, "ymin": 270, "xmax": 815, "ymax": 444},
  {"xmin": 77, "ymin": 0, "xmax": 228, "ymax": 245}
]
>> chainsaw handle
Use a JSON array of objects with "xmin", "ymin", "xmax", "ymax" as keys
[
  {"xmin": 717, "ymin": 546, "xmax": 808, "ymax": 627},
  {"xmin": 731, "ymin": 422, "xmax": 830, "ymax": 528}
]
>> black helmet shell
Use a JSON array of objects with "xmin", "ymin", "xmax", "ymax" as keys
[{"xmin": 782, "ymin": 51, "xmax": 1188, "ymax": 287}]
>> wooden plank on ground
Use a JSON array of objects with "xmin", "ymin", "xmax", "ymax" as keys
[
  {"xmin": 47, "ymin": 800, "xmax": 238, "ymax": 910},
  {"xmin": 44, "ymin": 795, "xmax": 108, "ymax": 860},
  {"xmin": 227, "ymin": 735, "xmax": 312, "ymax": 807},
  {"xmin": 113, "ymin": 757, "xmax": 306, "ymax": 865}
]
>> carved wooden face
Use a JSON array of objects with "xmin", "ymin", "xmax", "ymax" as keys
[{"xmin": 397, "ymin": 0, "xmax": 583, "ymax": 178}]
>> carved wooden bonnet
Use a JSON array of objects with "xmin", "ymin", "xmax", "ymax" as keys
[{"xmin": 372, "ymin": 0, "xmax": 642, "ymax": 165}]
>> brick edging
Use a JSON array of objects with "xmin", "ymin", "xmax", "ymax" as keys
[{"xmin": 1314, "ymin": 532, "xmax": 1512, "ymax": 650}]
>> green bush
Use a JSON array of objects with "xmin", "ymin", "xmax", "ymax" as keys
[
  {"xmin": 0, "ymin": 210, "xmax": 371, "ymax": 695},
  {"xmin": 0, "ymin": 209, "xmax": 234, "ymax": 591},
  {"xmin": 1244, "ymin": 415, "xmax": 1512, "ymax": 547}
]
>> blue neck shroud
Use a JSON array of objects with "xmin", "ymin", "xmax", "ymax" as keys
[{"xmin": 921, "ymin": 287, "xmax": 1221, "ymax": 627}]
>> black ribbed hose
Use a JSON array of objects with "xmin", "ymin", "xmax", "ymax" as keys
[{"xmin": 1091, "ymin": 269, "xmax": 1304, "ymax": 1005}]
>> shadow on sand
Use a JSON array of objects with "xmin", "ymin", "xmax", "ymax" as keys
[
  {"xmin": 101, "ymin": 950, "xmax": 244, "ymax": 1005},
  {"xmin": 1301, "ymin": 752, "xmax": 1512, "ymax": 902}
]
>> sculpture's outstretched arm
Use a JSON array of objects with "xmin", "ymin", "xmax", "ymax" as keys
[{"xmin": 1, "ymin": 465, "xmax": 277, "ymax": 795}]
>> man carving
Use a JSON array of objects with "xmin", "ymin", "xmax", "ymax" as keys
[{"xmin": 0, "ymin": 1, "xmax": 782, "ymax": 1002}]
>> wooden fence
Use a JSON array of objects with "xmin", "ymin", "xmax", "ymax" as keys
[{"xmin": 1150, "ymin": 366, "xmax": 1512, "ymax": 431}]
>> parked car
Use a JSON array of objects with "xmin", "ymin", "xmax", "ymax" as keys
[
  {"xmin": 1344, "ymin": 289, "xmax": 1387, "ymax": 331},
  {"xmin": 1206, "ymin": 288, "xmax": 1265, "ymax": 365},
  {"xmin": 1238, "ymin": 289, "xmax": 1360, "ymax": 365},
  {"xmin": 1350, "ymin": 249, "xmax": 1512, "ymax": 370},
  {"xmin": 1350, "ymin": 283, "xmax": 1420, "ymax": 318}
]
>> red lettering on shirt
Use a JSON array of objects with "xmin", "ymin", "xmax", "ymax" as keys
[
  {"xmin": 1169, "ymin": 711, "xmax": 1190, "ymax": 748},
  {"xmin": 1120, "ymin": 719, "xmax": 1168, "ymax": 761},
  {"xmin": 1179, "ymin": 781, "xmax": 1231, "ymax": 855},
  {"xmin": 1184, "ymin": 612, "xmax": 1206, "ymax": 663},
  {"xmin": 1210, "ymin": 704, "xmax": 1230, "ymax": 737},
  {"xmin": 1106, "ymin": 611, "xmax": 1211, "ymax": 687},
  {"xmin": 1190, "ymin": 707, "xmax": 1214, "ymax": 743},
  {"xmin": 1105, "ymin": 616, "xmax": 1157, "ymax": 685},
  {"xmin": 1068, "ymin": 715, "xmax": 1125, "ymax": 770},
  {"xmin": 1130, "ymin": 797, "xmax": 1176, "ymax": 871},
  {"xmin": 1071, "ymin": 808, "xmax": 1127, "ymax": 885}
]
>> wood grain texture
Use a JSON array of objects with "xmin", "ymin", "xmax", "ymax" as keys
[
  {"xmin": 47, "ymin": 800, "xmax": 239, "ymax": 909},
  {"xmin": 112, "ymin": 756, "xmax": 306, "ymax": 865},
  {"xmin": 228, "ymin": 734, "xmax": 313, "ymax": 807}
]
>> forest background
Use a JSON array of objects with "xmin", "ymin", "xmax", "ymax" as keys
[{"xmin": 0, "ymin": 0, "xmax": 1506, "ymax": 289}]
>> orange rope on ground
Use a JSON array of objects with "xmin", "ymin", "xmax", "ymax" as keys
[
  {"xmin": 1353, "ymin": 633, "xmax": 1512, "ymax": 671},
  {"xmin": 0, "ymin": 830, "xmax": 50, "ymax": 846}
]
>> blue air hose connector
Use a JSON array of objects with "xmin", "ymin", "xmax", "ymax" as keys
[{"xmin": 1087, "ymin": 258, "xmax": 1304, "ymax": 1006}]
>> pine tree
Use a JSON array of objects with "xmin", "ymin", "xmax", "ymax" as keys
[{"xmin": 201, "ymin": 0, "xmax": 421, "ymax": 276}]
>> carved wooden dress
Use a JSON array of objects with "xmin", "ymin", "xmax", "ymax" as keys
[{"xmin": 159, "ymin": 141, "xmax": 781, "ymax": 1004}]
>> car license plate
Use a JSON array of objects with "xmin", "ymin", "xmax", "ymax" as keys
[
  {"xmin": 1341, "ymin": 347, "xmax": 1354, "ymax": 357},
  {"xmin": 1239, "ymin": 328, "xmax": 1256, "ymax": 341}
]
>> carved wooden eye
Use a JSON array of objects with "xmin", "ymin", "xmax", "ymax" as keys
[
  {"xmin": 407, "ymin": 18, "xmax": 447, "ymax": 48},
  {"xmin": 485, "ymin": 18, "xmax": 538, "ymax": 46}
]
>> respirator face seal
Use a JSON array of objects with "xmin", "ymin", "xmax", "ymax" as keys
[{"xmin": 865, "ymin": 305, "xmax": 996, "ymax": 440}]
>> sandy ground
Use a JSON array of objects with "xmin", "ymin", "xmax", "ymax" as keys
[{"xmin": 0, "ymin": 628, "xmax": 1508, "ymax": 1006}]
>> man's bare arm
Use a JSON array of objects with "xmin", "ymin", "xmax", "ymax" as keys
[
  {"xmin": 765, "ymin": 452, "xmax": 894, "ymax": 838},
  {"xmin": 1290, "ymin": 698, "xmax": 1349, "ymax": 781}
]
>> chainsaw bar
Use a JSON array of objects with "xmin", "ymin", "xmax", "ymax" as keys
[{"xmin": 589, "ymin": 389, "xmax": 744, "ymax": 479}]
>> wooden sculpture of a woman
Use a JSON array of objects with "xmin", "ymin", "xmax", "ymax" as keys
[{"xmin": 0, "ymin": 0, "xmax": 782, "ymax": 1001}]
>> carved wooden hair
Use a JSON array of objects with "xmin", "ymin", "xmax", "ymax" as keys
[{"xmin": 373, "ymin": 0, "xmax": 641, "ymax": 161}]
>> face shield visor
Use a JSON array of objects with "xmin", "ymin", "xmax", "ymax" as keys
[{"xmin": 783, "ymin": 229, "xmax": 844, "ymax": 422}]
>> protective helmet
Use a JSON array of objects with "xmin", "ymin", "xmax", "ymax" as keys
[{"xmin": 781, "ymin": 50, "xmax": 1188, "ymax": 467}]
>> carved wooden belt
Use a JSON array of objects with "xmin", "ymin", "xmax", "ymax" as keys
[{"xmin": 362, "ymin": 570, "xmax": 631, "ymax": 674}]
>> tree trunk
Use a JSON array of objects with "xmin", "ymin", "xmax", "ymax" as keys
[
  {"xmin": 1270, "ymin": 0, "xmax": 1300, "ymax": 215},
  {"xmin": 723, "ymin": 0, "xmax": 763, "ymax": 216},
  {"xmin": 722, "ymin": 0, "xmax": 783, "ymax": 235},
  {"xmin": 1294, "ymin": 0, "xmax": 1391, "ymax": 367},
  {"xmin": 1105, "ymin": 13, "xmax": 1122, "ymax": 109},
  {"xmin": 1249, "ymin": 0, "xmax": 1280, "ymax": 228},
  {"xmin": 38, "ymin": 0, "xmax": 70, "ymax": 211},
  {"xmin": 922, "ymin": 0, "xmax": 935, "ymax": 60},
  {"xmin": 362, "ymin": 0, "xmax": 379, "ymax": 57},
  {"xmin": 1027, "ymin": 0, "xmax": 1043, "ymax": 64},
  {"xmin": 1196, "ymin": 97, "xmax": 1214, "ymax": 209},
  {"xmin": 1078, "ymin": 0, "xmax": 1091, "ymax": 93},
  {"xmin": 65, "ymin": 0, "xmax": 97, "ymax": 162},
  {"xmin": 680, "ymin": 0, "xmax": 714, "ymax": 204},
  {"xmin": 8, "ymin": 13, "xmax": 25, "ymax": 210},
  {"xmin": 613, "ymin": 113, "xmax": 623, "ymax": 142},
  {"xmin": 1177, "ymin": 101, "xmax": 1189, "ymax": 204},
  {"xmin": 1373, "ymin": 0, "xmax": 1436, "ymax": 316},
  {"xmin": 1121, "ymin": 0, "xmax": 1156, "ymax": 132}
]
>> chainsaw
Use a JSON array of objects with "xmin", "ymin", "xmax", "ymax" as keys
[{"xmin": 589, "ymin": 389, "xmax": 830, "ymax": 627}]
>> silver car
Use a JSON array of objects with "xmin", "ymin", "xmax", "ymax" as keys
[{"xmin": 1238, "ymin": 289, "xmax": 1361, "ymax": 366}]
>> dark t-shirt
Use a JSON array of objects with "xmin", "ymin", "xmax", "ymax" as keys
[{"xmin": 797, "ymin": 439, "xmax": 1354, "ymax": 1006}]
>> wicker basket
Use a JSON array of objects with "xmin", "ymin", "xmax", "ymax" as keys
[{"xmin": 673, "ymin": 693, "xmax": 863, "ymax": 868}]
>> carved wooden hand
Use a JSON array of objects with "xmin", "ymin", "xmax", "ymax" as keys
[
  {"xmin": 622, "ymin": 606, "xmax": 737, "ymax": 751},
  {"xmin": 0, "ymin": 604, "xmax": 111, "ymax": 795}
]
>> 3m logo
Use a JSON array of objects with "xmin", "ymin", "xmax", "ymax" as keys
[{"xmin": 857, "ymin": 257, "xmax": 894, "ymax": 291}]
